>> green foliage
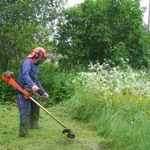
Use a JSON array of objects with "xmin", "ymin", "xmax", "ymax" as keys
[
  {"xmin": 107, "ymin": 42, "xmax": 128, "ymax": 66},
  {"xmin": 58, "ymin": 58, "xmax": 87, "ymax": 72},
  {"xmin": 55, "ymin": 0, "xmax": 150, "ymax": 68},
  {"xmin": 0, "ymin": 79, "xmax": 16, "ymax": 104},
  {"xmin": 0, "ymin": 59, "xmax": 21, "ymax": 104},
  {"xmin": 128, "ymin": 31, "xmax": 150, "ymax": 68},
  {"xmin": 39, "ymin": 62, "xmax": 76, "ymax": 104},
  {"xmin": 0, "ymin": 0, "xmax": 64, "ymax": 72}
]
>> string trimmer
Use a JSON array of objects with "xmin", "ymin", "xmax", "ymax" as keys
[{"xmin": 1, "ymin": 71, "xmax": 75, "ymax": 138}]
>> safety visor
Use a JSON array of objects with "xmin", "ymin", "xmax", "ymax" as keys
[{"xmin": 27, "ymin": 51, "xmax": 47, "ymax": 59}]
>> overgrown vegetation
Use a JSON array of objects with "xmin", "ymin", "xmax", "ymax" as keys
[{"xmin": 63, "ymin": 61, "xmax": 150, "ymax": 149}]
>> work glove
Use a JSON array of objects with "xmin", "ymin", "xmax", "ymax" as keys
[
  {"xmin": 42, "ymin": 92, "xmax": 49, "ymax": 98},
  {"xmin": 32, "ymin": 85, "xmax": 39, "ymax": 92}
]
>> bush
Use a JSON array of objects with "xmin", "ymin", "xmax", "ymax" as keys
[
  {"xmin": 0, "ymin": 79, "xmax": 16, "ymax": 104},
  {"xmin": 39, "ymin": 62, "xmax": 76, "ymax": 104},
  {"xmin": 0, "ymin": 62, "xmax": 19, "ymax": 104}
]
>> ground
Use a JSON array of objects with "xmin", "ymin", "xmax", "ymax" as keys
[{"xmin": 0, "ymin": 104, "xmax": 102, "ymax": 150}]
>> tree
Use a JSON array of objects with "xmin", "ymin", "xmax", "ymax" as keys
[
  {"xmin": 55, "ymin": 0, "xmax": 150, "ymax": 68},
  {"xmin": 0, "ymin": 0, "xmax": 65, "ymax": 72}
]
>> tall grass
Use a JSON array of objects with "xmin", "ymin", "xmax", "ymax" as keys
[{"xmin": 64, "ymin": 61, "xmax": 150, "ymax": 150}]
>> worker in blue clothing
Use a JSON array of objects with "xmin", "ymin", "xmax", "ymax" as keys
[{"xmin": 17, "ymin": 47, "xmax": 49, "ymax": 137}]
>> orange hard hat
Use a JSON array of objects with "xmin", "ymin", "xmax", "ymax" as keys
[{"xmin": 27, "ymin": 47, "xmax": 47, "ymax": 58}]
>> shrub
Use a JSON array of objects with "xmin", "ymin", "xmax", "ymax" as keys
[
  {"xmin": 39, "ymin": 62, "xmax": 76, "ymax": 104},
  {"xmin": 0, "ymin": 79, "xmax": 16, "ymax": 104}
]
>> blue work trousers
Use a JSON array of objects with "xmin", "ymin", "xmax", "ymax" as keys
[{"xmin": 17, "ymin": 93, "xmax": 39, "ymax": 136}]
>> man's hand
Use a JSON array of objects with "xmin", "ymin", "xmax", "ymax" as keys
[
  {"xmin": 32, "ymin": 85, "xmax": 39, "ymax": 92},
  {"xmin": 42, "ymin": 92, "xmax": 49, "ymax": 98}
]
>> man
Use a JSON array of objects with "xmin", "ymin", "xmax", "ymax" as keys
[{"xmin": 17, "ymin": 47, "xmax": 49, "ymax": 137}]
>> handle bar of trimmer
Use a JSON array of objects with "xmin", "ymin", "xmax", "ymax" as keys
[{"xmin": 29, "ymin": 96, "xmax": 66, "ymax": 128}]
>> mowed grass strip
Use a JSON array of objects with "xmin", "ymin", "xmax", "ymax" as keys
[{"xmin": 0, "ymin": 104, "xmax": 101, "ymax": 150}]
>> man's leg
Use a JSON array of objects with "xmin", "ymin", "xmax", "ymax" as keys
[
  {"xmin": 17, "ymin": 93, "xmax": 31, "ymax": 137},
  {"xmin": 30, "ymin": 100, "xmax": 40, "ymax": 129}
]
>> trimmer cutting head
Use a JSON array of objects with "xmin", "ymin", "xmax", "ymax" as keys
[{"xmin": 62, "ymin": 128, "xmax": 75, "ymax": 138}]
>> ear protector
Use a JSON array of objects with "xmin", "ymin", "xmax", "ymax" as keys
[{"xmin": 34, "ymin": 50, "xmax": 42, "ymax": 59}]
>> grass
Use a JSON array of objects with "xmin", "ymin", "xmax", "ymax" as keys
[{"xmin": 0, "ymin": 104, "xmax": 101, "ymax": 150}]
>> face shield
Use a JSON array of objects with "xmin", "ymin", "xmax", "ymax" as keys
[{"xmin": 36, "ymin": 56, "xmax": 47, "ymax": 65}]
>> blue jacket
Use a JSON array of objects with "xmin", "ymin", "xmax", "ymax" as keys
[{"xmin": 17, "ymin": 58, "xmax": 45, "ymax": 95}]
